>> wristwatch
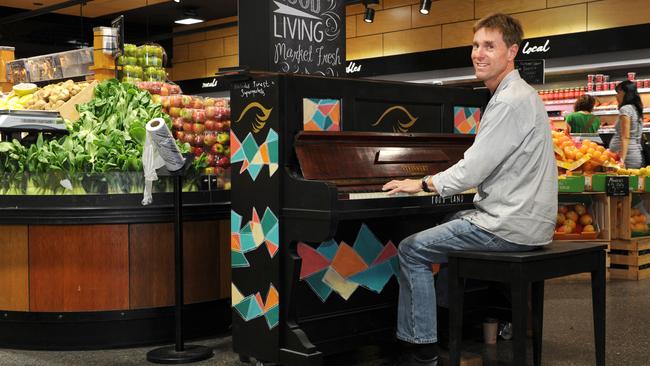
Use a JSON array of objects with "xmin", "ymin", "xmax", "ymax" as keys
[{"xmin": 421, "ymin": 176, "xmax": 431, "ymax": 192}]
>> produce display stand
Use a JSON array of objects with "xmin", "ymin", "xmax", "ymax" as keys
[{"xmin": 147, "ymin": 155, "xmax": 214, "ymax": 364}]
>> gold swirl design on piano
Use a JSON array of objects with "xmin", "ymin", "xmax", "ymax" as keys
[
  {"xmin": 235, "ymin": 102, "xmax": 273, "ymax": 133},
  {"xmin": 371, "ymin": 106, "xmax": 419, "ymax": 133}
]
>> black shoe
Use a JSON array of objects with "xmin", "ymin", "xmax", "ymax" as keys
[{"xmin": 387, "ymin": 352, "xmax": 439, "ymax": 366}]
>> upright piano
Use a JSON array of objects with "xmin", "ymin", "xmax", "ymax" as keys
[{"xmin": 229, "ymin": 73, "xmax": 488, "ymax": 365}]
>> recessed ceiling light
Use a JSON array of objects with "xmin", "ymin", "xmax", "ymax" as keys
[{"xmin": 174, "ymin": 18, "xmax": 203, "ymax": 25}]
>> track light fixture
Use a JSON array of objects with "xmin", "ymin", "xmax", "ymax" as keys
[
  {"xmin": 362, "ymin": 0, "xmax": 378, "ymax": 23},
  {"xmin": 419, "ymin": 0, "xmax": 432, "ymax": 15},
  {"xmin": 364, "ymin": 7, "xmax": 375, "ymax": 23}
]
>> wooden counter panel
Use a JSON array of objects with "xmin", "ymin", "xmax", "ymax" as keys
[
  {"xmin": 218, "ymin": 219, "xmax": 231, "ymax": 299},
  {"xmin": 29, "ymin": 225, "xmax": 129, "ymax": 312},
  {"xmin": 129, "ymin": 223, "xmax": 175, "ymax": 309},
  {"xmin": 0, "ymin": 225, "xmax": 29, "ymax": 311},
  {"xmin": 183, "ymin": 221, "xmax": 220, "ymax": 304}
]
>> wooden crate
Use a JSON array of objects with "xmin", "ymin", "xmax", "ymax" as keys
[
  {"xmin": 556, "ymin": 193, "xmax": 610, "ymax": 241},
  {"xmin": 609, "ymin": 237, "xmax": 650, "ymax": 280},
  {"xmin": 56, "ymin": 80, "xmax": 97, "ymax": 121},
  {"xmin": 611, "ymin": 193, "xmax": 650, "ymax": 240}
]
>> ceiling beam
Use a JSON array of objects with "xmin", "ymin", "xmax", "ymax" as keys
[{"xmin": 0, "ymin": 0, "xmax": 94, "ymax": 25}]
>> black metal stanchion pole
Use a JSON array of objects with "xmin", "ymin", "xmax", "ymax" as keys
[{"xmin": 147, "ymin": 156, "xmax": 213, "ymax": 364}]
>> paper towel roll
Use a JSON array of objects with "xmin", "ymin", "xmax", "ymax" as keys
[{"xmin": 145, "ymin": 118, "xmax": 185, "ymax": 171}]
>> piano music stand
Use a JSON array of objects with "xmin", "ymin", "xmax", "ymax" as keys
[{"xmin": 147, "ymin": 155, "xmax": 214, "ymax": 364}]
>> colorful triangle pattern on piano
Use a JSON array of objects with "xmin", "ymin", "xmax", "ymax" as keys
[
  {"xmin": 453, "ymin": 106, "xmax": 481, "ymax": 135},
  {"xmin": 231, "ymin": 283, "xmax": 280, "ymax": 329},
  {"xmin": 303, "ymin": 98, "xmax": 341, "ymax": 131},
  {"xmin": 230, "ymin": 128, "xmax": 279, "ymax": 181},
  {"xmin": 297, "ymin": 224, "xmax": 399, "ymax": 302},
  {"xmin": 231, "ymin": 207, "xmax": 279, "ymax": 268}
]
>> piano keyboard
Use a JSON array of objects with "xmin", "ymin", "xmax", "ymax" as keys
[{"xmin": 347, "ymin": 189, "xmax": 477, "ymax": 200}]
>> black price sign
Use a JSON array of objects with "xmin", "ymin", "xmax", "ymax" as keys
[
  {"xmin": 515, "ymin": 59, "xmax": 544, "ymax": 85},
  {"xmin": 606, "ymin": 176, "xmax": 629, "ymax": 196}
]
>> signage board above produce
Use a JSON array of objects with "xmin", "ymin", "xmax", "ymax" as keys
[
  {"xmin": 240, "ymin": 0, "xmax": 345, "ymax": 76},
  {"xmin": 343, "ymin": 23, "xmax": 650, "ymax": 78}
]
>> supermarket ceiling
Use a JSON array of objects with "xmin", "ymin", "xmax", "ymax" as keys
[
  {"xmin": 0, "ymin": 0, "xmax": 238, "ymax": 58},
  {"xmin": 0, "ymin": 0, "xmax": 238, "ymax": 25}
]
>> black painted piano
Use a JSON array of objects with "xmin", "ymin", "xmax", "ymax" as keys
[{"xmin": 229, "ymin": 73, "xmax": 488, "ymax": 365}]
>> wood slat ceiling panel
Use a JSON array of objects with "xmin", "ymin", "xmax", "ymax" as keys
[{"xmin": 0, "ymin": 0, "xmax": 169, "ymax": 17}]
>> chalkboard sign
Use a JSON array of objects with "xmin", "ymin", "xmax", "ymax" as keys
[
  {"xmin": 270, "ymin": 0, "xmax": 345, "ymax": 76},
  {"xmin": 606, "ymin": 176, "xmax": 629, "ymax": 196},
  {"xmin": 515, "ymin": 59, "xmax": 544, "ymax": 85}
]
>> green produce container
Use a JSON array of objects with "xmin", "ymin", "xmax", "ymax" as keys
[
  {"xmin": 630, "ymin": 175, "xmax": 639, "ymax": 191},
  {"xmin": 558, "ymin": 175, "xmax": 585, "ymax": 193},
  {"xmin": 589, "ymin": 174, "xmax": 607, "ymax": 192}
]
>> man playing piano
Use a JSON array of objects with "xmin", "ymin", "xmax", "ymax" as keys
[{"xmin": 382, "ymin": 13, "xmax": 558, "ymax": 366}]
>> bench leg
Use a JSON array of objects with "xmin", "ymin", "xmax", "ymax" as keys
[
  {"xmin": 532, "ymin": 281, "xmax": 544, "ymax": 366},
  {"xmin": 591, "ymin": 253, "xmax": 606, "ymax": 366},
  {"xmin": 448, "ymin": 258, "xmax": 464, "ymax": 366},
  {"xmin": 511, "ymin": 273, "xmax": 529, "ymax": 366}
]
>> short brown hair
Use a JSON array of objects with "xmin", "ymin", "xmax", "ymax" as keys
[
  {"xmin": 473, "ymin": 13, "xmax": 524, "ymax": 47},
  {"xmin": 574, "ymin": 95, "xmax": 596, "ymax": 113}
]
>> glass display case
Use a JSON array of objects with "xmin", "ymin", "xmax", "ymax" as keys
[{"xmin": 6, "ymin": 47, "xmax": 93, "ymax": 84}]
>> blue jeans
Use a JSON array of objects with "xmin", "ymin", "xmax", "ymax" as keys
[{"xmin": 396, "ymin": 213, "xmax": 536, "ymax": 344}]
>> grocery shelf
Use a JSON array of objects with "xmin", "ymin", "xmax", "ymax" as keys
[
  {"xmin": 587, "ymin": 88, "xmax": 650, "ymax": 96},
  {"xmin": 593, "ymin": 108, "xmax": 650, "ymax": 116},
  {"xmin": 544, "ymin": 99, "xmax": 577, "ymax": 105}
]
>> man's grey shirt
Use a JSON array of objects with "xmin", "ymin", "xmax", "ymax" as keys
[{"xmin": 432, "ymin": 70, "xmax": 558, "ymax": 245}]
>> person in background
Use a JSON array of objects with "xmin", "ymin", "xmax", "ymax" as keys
[
  {"xmin": 381, "ymin": 13, "xmax": 557, "ymax": 366},
  {"xmin": 565, "ymin": 94, "xmax": 600, "ymax": 133},
  {"xmin": 609, "ymin": 80, "xmax": 644, "ymax": 168}
]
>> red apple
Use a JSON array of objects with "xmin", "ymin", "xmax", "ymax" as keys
[
  {"xmin": 222, "ymin": 120, "xmax": 231, "ymax": 129},
  {"xmin": 172, "ymin": 117, "xmax": 184, "ymax": 130},
  {"xmin": 175, "ymin": 131, "xmax": 185, "ymax": 141},
  {"xmin": 193, "ymin": 147, "xmax": 204, "ymax": 156},
  {"xmin": 183, "ymin": 133, "xmax": 195, "ymax": 144},
  {"xmin": 182, "ymin": 122, "xmax": 193, "ymax": 132},
  {"xmin": 204, "ymin": 119, "xmax": 216, "ymax": 131},
  {"xmin": 204, "ymin": 134, "xmax": 217, "ymax": 146},
  {"xmin": 169, "ymin": 95, "xmax": 182, "ymax": 107},
  {"xmin": 169, "ymin": 107, "xmax": 181, "ymax": 118},
  {"xmin": 192, "ymin": 109, "xmax": 206, "ymax": 123},
  {"xmin": 193, "ymin": 134, "xmax": 204, "ymax": 146},
  {"xmin": 192, "ymin": 123, "xmax": 206, "ymax": 134},
  {"xmin": 205, "ymin": 106, "xmax": 217, "ymax": 119},
  {"xmin": 206, "ymin": 154, "xmax": 215, "ymax": 167},
  {"xmin": 192, "ymin": 98, "xmax": 204, "ymax": 109},
  {"xmin": 214, "ymin": 121, "xmax": 224, "ymax": 131},
  {"xmin": 160, "ymin": 85, "xmax": 170, "ymax": 96},
  {"xmin": 216, "ymin": 156, "xmax": 230, "ymax": 168},
  {"xmin": 170, "ymin": 84, "xmax": 182, "ymax": 95}
]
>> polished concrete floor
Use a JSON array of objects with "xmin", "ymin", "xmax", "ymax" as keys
[{"xmin": 1, "ymin": 277, "xmax": 649, "ymax": 366}]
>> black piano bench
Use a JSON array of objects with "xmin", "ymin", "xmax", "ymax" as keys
[{"xmin": 447, "ymin": 241, "xmax": 607, "ymax": 366}]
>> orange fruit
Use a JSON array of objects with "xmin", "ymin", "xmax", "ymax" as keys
[
  {"xmin": 558, "ymin": 205, "xmax": 568, "ymax": 214},
  {"xmin": 574, "ymin": 204, "xmax": 587, "ymax": 215},
  {"xmin": 579, "ymin": 213, "xmax": 593, "ymax": 225},
  {"xmin": 583, "ymin": 224, "xmax": 595, "ymax": 233},
  {"xmin": 566, "ymin": 211, "xmax": 579, "ymax": 222},
  {"xmin": 557, "ymin": 213, "xmax": 566, "ymax": 225}
]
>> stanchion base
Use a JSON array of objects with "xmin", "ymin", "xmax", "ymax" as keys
[{"xmin": 147, "ymin": 344, "xmax": 214, "ymax": 364}]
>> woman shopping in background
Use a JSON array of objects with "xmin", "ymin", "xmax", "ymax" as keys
[
  {"xmin": 565, "ymin": 95, "xmax": 600, "ymax": 133},
  {"xmin": 609, "ymin": 80, "xmax": 645, "ymax": 168}
]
